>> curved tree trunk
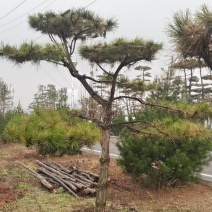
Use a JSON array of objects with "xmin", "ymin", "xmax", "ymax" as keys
[{"xmin": 95, "ymin": 127, "xmax": 110, "ymax": 212}]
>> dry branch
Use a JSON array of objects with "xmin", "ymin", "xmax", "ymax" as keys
[
  {"xmin": 17, "ymin": 160, "xmax": 99, "ymax": 198},
  {"xmin": 16, "ymin": 162, "xmax": 54, "ymax": 191}
]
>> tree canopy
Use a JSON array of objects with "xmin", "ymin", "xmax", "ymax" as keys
[
  {"xmin": 29, "ymin": 9, "xmax": 117, "ymax": 41},
  {"xmin": 79, "ymin": 38, "xmax": 162, "ymax": 65},
  {"xmin": 167, "ymin": 4, "xmax": 212, "ymax": 69}
]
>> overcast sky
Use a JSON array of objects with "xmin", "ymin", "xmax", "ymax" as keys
[{"xmin": 0, "ymin": 0, "xmax": 211, "ymax": 109}]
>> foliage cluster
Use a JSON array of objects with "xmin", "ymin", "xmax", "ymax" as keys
[
  {"xmin": 117, "ymin": 106, "xmax": 212, "ymax": 189},
  {"xmin": 1, "ymin": 43, "xmax": 66, "ymax": 64},
  {"xmin": 0, "ymin": 107, "xmax": 24, "ymax": 142},
  {"xmin": 3, "ymin": 108, "xmax": 101, "ymax": 155},
  {"xmin": 79, "ymin": 38, "xmax": 162, "ymax": 64}
]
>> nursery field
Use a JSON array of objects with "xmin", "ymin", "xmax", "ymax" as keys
[{"xmin": 1, "ymin": 143, "xmax": 212, "ymax": 211}]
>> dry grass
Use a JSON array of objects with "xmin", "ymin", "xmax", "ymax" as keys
[{"xmin": 1, "ymin": 143, "xmax": 212, "ymax": 211}]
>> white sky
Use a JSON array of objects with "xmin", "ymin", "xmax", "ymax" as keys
[{"xmin": 0, "ymin": 0, "xmax": 211, "ymax": 109}]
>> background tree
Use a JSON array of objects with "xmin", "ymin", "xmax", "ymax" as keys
[
  {"xmin": 170, "ymin": 59, "xmax": 209, "ymax": 102},
  {"xmin": 150, "ymin": 67, "xmax": 183, "ymax": 102},
  {"xmin": 0, "ymin": 78, "xmax": 13, "ymax": 116},
  {"xmin": 0, "ymin": 8, "xmax": 162, "ymax": 211},
  {"xmin": 0, "ymin": 78, "xmax": 16, "ymax": 139},
  {"xmin": 135, "ymin": 65, "xmax": 152, "ymax": 81},
  {"xmin": 29, "ymin": 84, "xmax": 69, "ymax": 110},
  {"xmin": 57, "ymin": 87, "xmax": 69, "ymax": 108},
  {"xmin": 167, "ymin": 4, "xmax": 212, "ymax": 70}
]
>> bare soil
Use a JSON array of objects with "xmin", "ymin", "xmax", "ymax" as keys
[{"xmin": 1, "ymin": 143, "xmax": 212, "ymax": 211}]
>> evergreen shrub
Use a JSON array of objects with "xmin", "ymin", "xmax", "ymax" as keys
[
  {"xmin": 2, "ymin": 113, "xmax": 27, "ymax": 142},
  {"xmin": 117, "ymin": 119, "xmax": 212, "ymax": 189},
  {"xmin": 3, "ymin": 108, "xmax": 101, "ymax": 156}
]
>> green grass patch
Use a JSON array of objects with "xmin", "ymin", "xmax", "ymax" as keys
[{"xmin": 2, "ymin": 186, "xmax": 95, "ymax": 212}]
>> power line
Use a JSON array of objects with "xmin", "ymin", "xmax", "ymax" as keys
[
  {"xmin": 40, "ymin": 65, "xmax": 63, "ymax": 87},
  {"xmin": 0, "ymin": 0, "xmax": 48, "ymax": 28},
  {"xmin": 54, "ymin": 66, "xmax": 73, "ymax": 88},
  {"xmin": 0, "ymin": 0, "xmax": 57, "ymax": 34},
  {"xmin": 0, "ymin": 0, "xmax": 28, "ymax": 21},
  {"xmin": 0, "ymin": 20, "xmax": 27, "ymax": 33},
  {"xmin": 82, "ymin": 0, "xmax": 98, "ymax": 10},
  {"xmin": 33, "ymin": 35, "xmax": 44, "ymax": 41},
  {"xmin": 39, "ymin": 0, "xmax": 58, "ymax": 12}
]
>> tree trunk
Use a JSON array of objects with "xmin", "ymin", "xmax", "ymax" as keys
[
  {"xmin": 199, "ymin": 66, "xmax": 204, "ymax": 100},
  {"xmin": 188, "ymin": 68, "xmax": 193, "ymax": 103},
  {"xmin": 183, "ymin": 69, "xmax": 187, "ymax": 100},
  {"xmin": 95, "ymin": 128, "xmax": 110, "ymax": 212},
  {"xmin": 202, "ymin": 54, "xmax": 212, "ymax": 71}
]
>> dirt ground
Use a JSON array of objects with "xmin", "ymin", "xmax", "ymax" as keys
[{"xmin": 1, "ymin": 143, "xmax": 212, "ymax": 211}]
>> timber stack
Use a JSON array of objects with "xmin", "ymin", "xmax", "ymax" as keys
[{"xmin": 17, "ymin": 160, "xmax": 99, "ymax": 198}]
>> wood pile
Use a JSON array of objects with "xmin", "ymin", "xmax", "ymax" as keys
[{"xmin": 17, "ymin": 160, "xmax": 99, "ymax": 198}]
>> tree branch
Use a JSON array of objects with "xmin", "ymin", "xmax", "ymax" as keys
[
  {"xmin": 108, "ymin": 61, "xmax": 126, "ymax": 105},
  {"xmin": 114, "ymin": 95, "xmax": 186, "ymax": 117},
  {"xmin": 60, "ymin": 37, "xmax": 107, "ymax": 106},
  {"xmin": 109, "ymin": 119, "xmax": 172, "ymax": 139},
  {"xmin": 69, "ymin": 37, "xmax": 77, "ymax": 55},
  {"xmin": 96, "ymin": 63, "xmax": 112, "ymax": 76},
  {"xmin": 72, "ymin": 113, "xmax": 103, "ymax": 126},
  {"xmin": 109, "ymin": 120, "xmax": 153, "ymax": 128},
  {"xmin": 126, "ymin": 125, "xmax": 160, "ymax": 137}
]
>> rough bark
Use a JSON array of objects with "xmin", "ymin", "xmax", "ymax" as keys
[{"xmin": 95, "ymin": 127, "xmax": 110, "ymax": 212}]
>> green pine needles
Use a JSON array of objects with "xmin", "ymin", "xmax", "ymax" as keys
[
  {"xmin": 3, "ymin": 108, "xmax": 101, "ymax": 156},
  {"xmin": 117, "ymin": 106, "xmax": 212, "ymax": 189}
]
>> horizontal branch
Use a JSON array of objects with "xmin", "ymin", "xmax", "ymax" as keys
[
  {"xmin": 114, "ymin": 95, "xmax": 186, "ymax": 117},
  {"xmin": 74, "ymin": 114, "xmax": 104, "ymax": 128},
  {"xmin": 109, "ymin": 119, "xmax": 173, "ymax": 140},
  {"xmin": 109, "ymin": 120, "xmax": 153, "ymax": 128},
  {"xmin": 126, "ymin": 125, "xmax": 159, "ymax": 137}
]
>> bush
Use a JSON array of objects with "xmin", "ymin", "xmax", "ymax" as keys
[
  {"xmin": 117, "ymin": 119, "xmax": 212, "ymax": 189},
  {"xmin": 2, "ymin": 114, "xmax": 27, "ymax": 142},
  {"xmin": 3, "ymin": 108, "xmax": 101, "ymax": 156},
  {"xmin": 0, "ymin": 112, "xmax": 13, "ymax": 139},
  {"xmin": 0, "ymin": 104, "xmax": 24, "ymax": 141}
]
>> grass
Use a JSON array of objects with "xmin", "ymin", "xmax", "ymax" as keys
[
  {"xmin": 0, "ymin": 167, "xmax": 95, "ymax": 212},
  {"xmin": 1, "ymin": 181, "xmax": 96, "ymax": 212},
  {"xmin": 2, "ymin": 187, "xmax": 90, "ymax": 212}
]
